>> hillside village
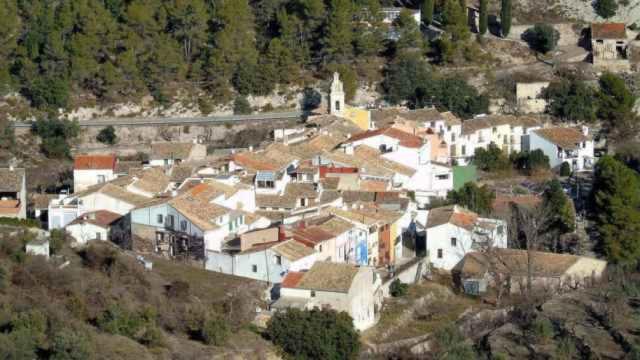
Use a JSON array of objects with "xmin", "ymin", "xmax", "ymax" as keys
[{"xmin": 3, "ymin": 0, "xmax": 640, "ymax": 358}]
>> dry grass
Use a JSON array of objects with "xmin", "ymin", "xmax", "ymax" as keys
[{"xmin": 364, "ymin": 282, "xmax": 483, "ymax": 343}]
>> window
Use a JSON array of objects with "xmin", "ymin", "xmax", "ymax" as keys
[
  {"xmin": 167, "ymin": 215, "xmax": 175, "ymax": 228},
  {"xmin": 436, "ymin": 174, "xmax": 449, "ymax": 180},
  {"xmin": 461, "ymin": 145, "xmax": 466, "ymax": 156},
  {"xmin": 252, "ymin": 265, "xmax": 257, "ymax": 273},
  {"xmin": 451, "ymin": 238, "xmax": 457, "ymax": 247},
  {"xmin": 492, "ymin": 127, "xmax": 497, "ymax": 133},
  {"xmin": 319, "ymin": 244, "xmax": 323, "ymax": 252},
  {"xmin": 582, "ymin": 142, "xmax": 586, "ymax": 149},
  {"xmin": 274, "ymin": 255, "xmax": 282, "ymax": 265},
  {"xmin": 180, "ymin": 220, "xmax": 187, "ymax": 231},
  {"xmin": 430, "ymin": 121, "xmax": 436, "ymax": 127},
  {"xmin": 97, "ymin": 175, "xmax": 106, "ymax": 184},
  {"xmin": 96, "ymin": 232, "xmax": 101, "ymax": 241},
  {"xmin": 497, "ymin": 225, "xmax": 504, "ymax": 235},
  {"xmin": 437, "ymin": 249, "xmax": 443, "ymax": 259},
  {"xmin": 157, "ymin": 214, "xmax": 163, "ymax": 224},
  {"xmin": 447, "ymin": 125, "xmax": 451, "ymax": 131},
  {"xmin": 310, "ymin": 290, "xmax": 316, "ymax": 297},
  {"xmin": 155, "ymin": 232, "xmax": 164, "ymax": 242}
]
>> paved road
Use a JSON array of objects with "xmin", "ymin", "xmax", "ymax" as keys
[{"xmin": 12, "ymin": 111, "xmax": 303, "ymax": 128}]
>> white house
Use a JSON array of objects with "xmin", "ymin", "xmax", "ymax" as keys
[
  {"xmin": 130, "ymin": 183, "xmax": 271, "ymax": 259},
  {"xmin": 452, "ymin": 115, "xmax": 543, "ymax": 165},
  {"xmin": 424, "ymin": 205, "xmax": 507, "ymax": 270},
  {"xmin": 274, "ymin": 261, "xmax": 383, "ymax": 331},
  {"xmin": 528, "ymin": 126, "xmax": 595, "ymax": 172},
  {"xmin": 73, "ymin": 154, "xmax": 117, "ymax": 192},
  {"xmin": 340, "ymin": 127, "xmax": 453, "ymax": 205},
  {"xmin": 65, "ymin": 210, "xmax": 123, "ymax": 245}
]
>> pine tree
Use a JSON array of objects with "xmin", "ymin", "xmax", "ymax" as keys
[
  {"xmin": 501, "ymin": 0, "xmax": 512, "ymax": 37},
  {"xmin": 324, "ymin": 0, "xmax": 354, "ymax": 63},
  {"xmin": 479, "ymin": 0, "xmax": 488, "ymax": 35},
  {"xmin": 423, "ymin": 0, "xmax": 435, "ymax": 25},
  {"xmin": 442, "ymin": 0, "xmax": 470, "ymax": 41},
  {"xmin": 594, "ymin": 156, "xmax": 640, "ymax": 265}
]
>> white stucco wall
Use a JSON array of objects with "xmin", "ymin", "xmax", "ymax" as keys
[
  {"xmin": 73, "ymin": 169, "xmax": 115, "ymax": 193},
  {"xmin": 66, "ymin": 222, "xmax": 109, "ymax": 245}
]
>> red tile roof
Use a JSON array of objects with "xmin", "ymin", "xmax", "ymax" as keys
[
  {"xmin": 68, "ymin": 210, "xmax": 122, "ymax": 228},
  {"xmin": 232, "ymin": 153, "xmax": 278, "ymax": 171},
  {"xmin": 346, "ymin": 127, "xmax": 423, "ymax": 148},
  {"xmin": 74, "ymin": 154, "xmax": 116, "ymax": 170},
  {"xmin": 592, "ymin": 23, "xmax": 627, "ymax": 39},
  {"xmin": 281, "ymin": 271, "xmax": 305, "ymax": 288},
  {"xmin": 292, "ymin": 227, "xmax": 335, "ymax": 247}
]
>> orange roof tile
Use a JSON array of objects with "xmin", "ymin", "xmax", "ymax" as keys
[
  {"xmin": 282, "ymin": 271, "xmax": 305, "ymax": 288},
  {"xmin": 592, "ymin": 23, "xmax": 626, "ymax": 39},
  {"xmin": 232, "ymin": 153, "xmax": 278, "ymax": 171},
  {"xmin": 74, "ymin": 154, "xmax": 116, "ymax": 170}
]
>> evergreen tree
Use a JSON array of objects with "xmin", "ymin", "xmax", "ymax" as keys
[
  {"xmin": 324, "ymin": 0, "xmax": 354, "ymax": 63},
  {"xmin": 97, "ymin": 126, "xmax": 117, "ymax": 145},
  {"xmin": 394, "ymin": 9, "xmax": 426, "ymax": 52},
  {"xmin": 479, "ymin": 0, "xmax": 488, "ymax": 35},
  {"xmin": 442, "ymin": 0, "xmax": 470, "ymax": 41},
  {"xmin": 542, "ymin": 179, "xmax": 575, "ymax": 238},
  {"xmin": 594, "ymin": 0, "xmax": 618, "ymax": 19},
  {"xmin": 501, "ymin": 0, "xmax": 512, "ymax": 37},
  {"xmin": 166, "ymin": 0, "xmax": 209, "ymax": 61},
  {"xmin": 447, "ymin": 182, "xmax": 496, "ymax": 215},
  {"xmin": 423, "ymin": 0, "xmax": 435, "ymax": 25},
  {"xmin": 594, "ymin": 156, "xmax": 640, "ymax": 265}
]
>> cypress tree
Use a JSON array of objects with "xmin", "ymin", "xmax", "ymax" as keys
[
  {"xmin": 423, "ymin": 0, "xmax": 435, "ymax": 25},
  {"xmin": 479, "ymin": 0, "xmax": 488, "ymax": 35},
  {"xmin": 501, "ymin": 0, "xmax": 511, "ymax": 37}
]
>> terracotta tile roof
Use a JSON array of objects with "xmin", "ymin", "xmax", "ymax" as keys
[
  {"xmin": 256, "ymin": 183, "xmax": 318, "ymax": 210},
  {"xmin": 169, "ymin": 165, "xmax": 194, "ymax": 182},
  {"xmin": 345, "ymin": 127, "xmax": 423, "ymax": 148},
  {"xmin": 0, "ymin": 168, "xmax": 25, "ymax": 192},
  {"xmin": 371, "ymin": 107, "xmax": 452, "ymax": 127},
  {"xmin": 328, "ymin": 205, "xmax": 404, "ymax": 226},
  {"xmin": 293, "ymin": 261, "xmax": 359, "ymax": 293},
  {"xmin": 282, "ymin": 271, "xmax": 305, "ymax": 288},
  {"xmin": 68, "ymin": 210, "xmax": 122, "ymax": 228},
  {"xmin": 315, "ymin": 216, "xmax": 354, "ymax": 236},
  {"xmin": 150, "ymin": 142, "xmax": 194, "ymax": 160},
  {"xmin": 591, "ymin": 23, "xmax": 626, "ymax": 39},
  {"xmin": 353, "ymin": 146, "xmax": 415, "ymax": 176},
  {"xmin": 0, "ymin": 200, "xmax": 19, "ymax": 214},
  {"xmin": 427, "ymin": 205, "xmax": 478, "ymax": 230},
  {"xmin": 533, "ymin": 127, "xmax": 588, "ymax": 149},
  {"xmin": 272, "ymin": 240, "xmax": 316, "ymax": 261},
  {"xmin": 232, "ymin": 152, "xmax": 279, "ymax": 171},
  {"xmin": 454, "ymin": 249, "xmax": 602, "ymax": 278},
  {"xmin": 99, "ymin": 183, "xmax": 151, "ymax": 206},
  {"xmin": 74, "ymin": 154, "xmax": 116, "ymax": 171},
  {"xmin": 461, "ymin": 115, "xmax": 541, "ymax": 135},
  {"xmin": 360, "ymin": 179, "xmax": 389, "ymax": 192},
  {"xmin": 129, "ymin": 168, "xmax": 170, "ymax": 194},
  {"xmin": 293, "ymin": 227, "xmax": 335, "ymax": 247},
  {"xmin": 169, "ymin": 192, "xmax": 230, "ymax": 231}
]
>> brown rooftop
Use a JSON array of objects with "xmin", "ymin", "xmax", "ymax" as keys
[
  {"xmin": 272, "ymin": 240, "xmax": 316, "ymax": 261},
  {"xmin": 533, "ymin": 127, "xmax": 588, "ymax": 149},
  {"xmin": 68, "ymin": 210, "xmax": 122, "ymax": 228},
  {"xmin": 427, "ymin": 205, "xmax": 479, "ymax": 230},
  {"xmin": 293, "ymin": 261, "xmax": 360, "ymax": 293},
  {"xmin": 591, "ymin": 23, "xmax": 627, "ymax": 39},
  {"xmin": 74, "ymin": 154, "xmax": 116, "ymax": 170}
]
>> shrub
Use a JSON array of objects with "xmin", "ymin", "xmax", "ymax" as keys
[
  {"xmin": 474, "ymin": 144, "xmax": 511, "ymax": 172},
  {"xmin": 266, "ymin": 308, "xmax": 360, "ymax": 360},
  {"xmin": 301, "ymin": 87, "xmax": 322, "ymax": 112},
  {"xmin": 390, "ymin": 279, "xmax": 409, "ymax": 297},
  {"xmin": 50, "ymin": 329, "xmax": 93, "ymax": 360},
  {"xmin": 594, "ymin": 0, "xmax": 618, "ymax": 18},
  {"xmin": 433, "ymin": 324, "xmax": 475, "ymax": 358},
  {"xmin": 447, "ymin": 182, "xmax": 496, "ymax": 215},
  {"xmin": 96, "ymin": 126, "xmax": 117, "ymax": 145},
  {"xmin": 31, "ymin": 118, "xmax": 80, "ymax": 159},
  {"xmin": 200, "ymin": 315, "xmax": 230, "ymax": 346},
  {"xmin": 0, "ymin": 217, "xmax": 41, "ymax": 228},
  {"xmin": 511, "ymin": 149, "xmax": 550, "ymax": 175},
  {"xmin": 560, "ymin": 162, "xmax": 571, "ymax": 176},
  {"xmin": 531, "ymin": 317, "xmax": 554, "ymax": 342},
  {"xmin": 233, "ymin": 96, "xmax": 251, "ymax": 115},
  {"xmin": 523, "ymin": 24, "xmax": 559, "ymax": 53},
  {"xmin": 49, "ymin": 229, "xmax": 66, "ymax": 255},
  {"xmin": 139, "ymin": 325, "xmax": 166, "ymax": 348},
  {"xmin": 166, "ymin": 280, "xmax": 190, "ymax": 300}
]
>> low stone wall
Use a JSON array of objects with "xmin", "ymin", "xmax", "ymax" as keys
[{"xmin": 380, "ymin": 258, "xmax": 426, "ymax": 298}]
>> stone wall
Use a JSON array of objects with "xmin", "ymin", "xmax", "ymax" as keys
[{"xmin": 131, "ymin": 222, "xmax": 156, "ymax": 253}]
